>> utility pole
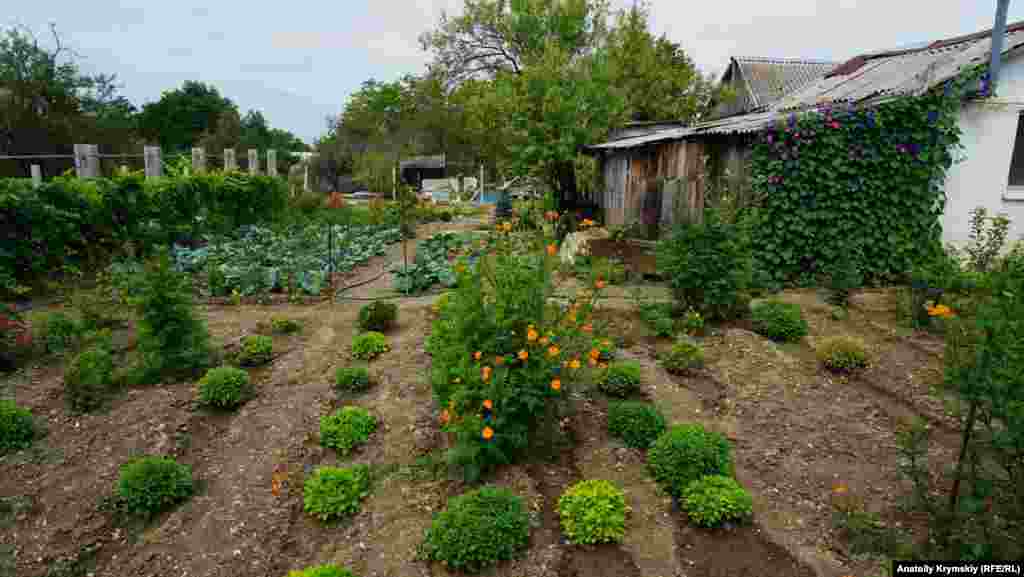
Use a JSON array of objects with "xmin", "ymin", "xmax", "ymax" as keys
[{"xmin": 990, "ymin": 0, "xmax": 1011, "ymax": 95}]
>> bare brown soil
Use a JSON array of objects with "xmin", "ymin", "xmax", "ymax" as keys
[{"xmin": 1, "ymin": 230, "xmax": 956, "ymax": 577}]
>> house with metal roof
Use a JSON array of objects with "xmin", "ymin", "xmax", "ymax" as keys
[{"xmin": 587, "ymin": 19, "xmax": 1024, "ymax": 244}]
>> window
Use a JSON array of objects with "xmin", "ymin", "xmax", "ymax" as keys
[{"xmin": 1007, "ymin": 113, "xmax": 1024, "ymax": 191}]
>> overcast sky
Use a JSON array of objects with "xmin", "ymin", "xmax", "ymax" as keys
[{"xmin": 6, "ymin": 1, "xmax": 1022, "ymax": 143}]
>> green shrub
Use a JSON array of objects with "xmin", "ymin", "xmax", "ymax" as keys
[
  {"xmin": 657, "ymin": 211, "xmax": 753, "ymax": 321},
  {"xmin": 238, "ymin": 335, "xmax": 273, "ymax": 366},
  {"xmin": 682, "ymin": 475, "xmax": 753, "ymax": 527},
  {"xmin": 598, "ymin": 360, "xmax": 642, "ymax": 397},
  {"xmin": 0, "ymin": 399, "xmax": 34, "ymax": 454},
  {"xmin": 64, "ymin": 345, "xmax": 115, "ymax": 413},
  {"xmin": 751, "ymin": 300, "xmax": 808, "ymax": 342},
  {"xmin": 358, "ymin": 301, "xmax": 398, "ymax": 332},
  {"xmin": 115, "ymin": 456, "xmax": 195, "ymax": 517},
  {"xmin": 320, "ymin": 406, "xmax": 377, "ymax": 456},
  {"xmin": 648, "ymin": 424, "xmax": 734, "ymax": 498},
  {"xmin": 36, "ymin": 311, "xmax": 82, "ymax": 354},
  {"xmin": 816, "ymin": 336, "xmax": 869, "ymax": 373},
  {"xmin": 335, "ymin": 366, "xmax": 371, "ymax": 394},
  {"xmin": 133, "ymin": 250, "xmax": 211, "ymax": 384},
  {"xmin": 285, "ymin": 565, "xmax": 356, "ymax": 577},
  {"xmin": 608, "ymin": 401, "xmax": 666, "ymax": 449},
  {"xmin": 419, "ymin": 486, "xmax": 530, "ymax": 572},
  {"xmin": 303, "ymin": 464, "xmax": 370, "ymax": 522},
  {"xmin": 638, "ymin": 303, "xmax": 674, "ymax": 338},
  {"xmin": 660, "ymin": 338, "xmax": 705, "ymax": 374},
  {"xmin": 271, "ymin": 318, "xmax": 302, "ymax": 335},
  {"xmin": 351, "ymin": 331, "xmax": 389, "ymax": 360},
  {"xmin": 827, "ymin": 247, "xmax": 863, "ymax": 308},
  {"xmin": 557, "ymin": 479, "xmax": 627, "ymax": 544},
  {"xmin": 198, "ymin": 366, "xmax": 253, "ymax": 409}
]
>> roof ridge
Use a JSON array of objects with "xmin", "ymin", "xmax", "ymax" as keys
[{"xmin": 734, "ymin": 56, "xmax": 839, "ymax": 65}]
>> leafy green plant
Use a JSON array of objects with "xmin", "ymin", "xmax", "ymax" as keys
[
  {"xmin": 302, "ymin": 464, "xmax": 371, "ymax": 522},
  {"xmin": 357, "ymin": 301, "xmax": 398, "ymax": 332},
  {"xmin": 285, "ymin": 565, "xmax": 356, "ymax": 577},
  {"xmin": 827, "ymin": 245, "xmax": 863, "ymax": 308},
  {"xmin": 198, "ymin": 366, "xmax": 253, "ymax": 409},
  {"xmin": 0, "ymin": 399, "xmax": 34, "ymax": 455},
  {"xmin": 638, "ymin": 302, "xmax": 674, "ymax": 338},
  {"xmin": 657, "ymin": 210, "xmax": 753, "ymax": 321},
  {"xmin": 320, "ymin": 406, "xmax": 377, "ymax": 456},
  {"xmin": 660, "ymin": 337, "xmax": 704, "ymax": 374},
  {"xmin": 557, "ymin": 479, "xmax": 627, "ymax": 544},
  {"xmin": 64, "ymin": 344, "xmax": 115, "ymax": 414},
  {"xmin": 238, "ymin": 335, "xmax": 273, "ymax": 366},
  {"xmin": 597, "ymin": 360, "xmax": 642, "ymax": 397},
  {"xmin": 419, "ymin": 486, "xmax": 530, "ymax": 572},
  {"xmin": 391, "ymin": 232, "xmax": 464, "ymax": 295},
  {"xmin": 35, "ymin": 311, "xmax": 82, "ymax": 354},
  {"xmin": 647, "ymin": 424, "xmax": 734, "ymax": 498},
  {"xmin": 335, "ymin": 366, "xmax": 371, "ymax": 394},
  {"xmin": 965, "ymin": 206, "xmax": 1011, "ymax": 273},
  {"xmin": 351, "ymin": 331, "xmax": 389, "ymax": 360},
  {"xmin": 682, "ymin": 475, "xmax": 753, "ymax": 527},
  {"xmin": 132, "ymin": 249, "xmax": 211, "ymax": 384},
  {"xmin": 271, "ymin": 318, "xmax": 302, "ymax": 335},
  {"xmin": 681, "ymin": 308, "xmax": 704, "ymax": 336},
  {"xmin": 816, "ymin": 336, "xmax": 869, "ymax": 373},
  {"xmin": 607, "ymin": 401, "xmax": 666, "ymax": 449},
  {"xmin": 591, "ymin": 337, "xmax": 616, "ymax": 362},
  {"xmin": 114, "ymin": 456, "xmax": 194, "ymax": 517},
  {"xmin": 750, "ymin": 300, "xmax": 808, "ymax": 342}
]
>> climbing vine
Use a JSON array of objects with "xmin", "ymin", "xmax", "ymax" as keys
[{"xmin": 749, "ymin": 67, "xmax": 989, "ymax": 284}]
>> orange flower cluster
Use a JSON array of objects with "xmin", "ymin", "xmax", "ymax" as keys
[
  {"xmin": 518, "ymin": 349, "xmax": 529, "ymax": 361},
  {"xmin": 481, "ymin": 366, "xmax": 492, "ymax": 382},
  {"xmin": 546, "ymin": 243, "xmax": 558, "ymax": 256},
  {"xmin": 550, "ymin": 378, "xmax": 561, "ymax": 392},
  {"xmin": 927, "ymin": 304, "xmax": 955, "ymax": 318},
  {"xmin": 580, "ymin": 218, "xmax": 596, "ymax": 228},
  {"xmin": 547, "ymin": 345, "xmax": 560, "ymax": 358}
]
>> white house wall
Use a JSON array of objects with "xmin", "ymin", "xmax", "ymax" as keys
[{"xmin": 943, "ymin": 54, "xmax": 1024, "ymax": 247}]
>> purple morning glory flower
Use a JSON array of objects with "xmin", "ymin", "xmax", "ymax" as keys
[
  {"xmin": 788, "ymin": 113, "xmax": 798, "ymax": 128},
  {"xmin": 927, "ymin": 110, "xmax": 939, "ymax": 124},
  {"xmin": 909, "ymin": 143, "xmax": 921, "ymax": 155},
  {"xmin": 767, "ymin": 133, "xmax": 774, "ymax": 144}
]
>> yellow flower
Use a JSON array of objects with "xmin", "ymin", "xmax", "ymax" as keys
[
  {"xmin": 569, "ymin": 359, "xmax": 581, "ymax": 370},
  {"xmin": 527, "ymin": 328, "xmax": 539, "ymax": 342},
  {"xmin": 833, "ymin": 483, "xmax": 849, "ymax": 495},
  {"xmin": 547, "ymin": 345, "xmax": 560, "ymax": 358},
  {"xmin": 551, "ymin": 379, "xmax": 562, "ymax": 392},
  {"xmin": 518, "ymin": 350, "xmax": 529, "ymax": 361},
  {"xmin": 546, "ymin": 243, "xmax": 557, "ymax": 256},
  {"xmin": 927, "ymin": 304, "xmax": 955, "ymax": 318}
]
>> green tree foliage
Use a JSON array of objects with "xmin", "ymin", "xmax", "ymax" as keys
[{"xmin": 138, "ymin": 81, "xmax": 236, "ymax": 153}]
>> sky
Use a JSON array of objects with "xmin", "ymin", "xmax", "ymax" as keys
[{"xmin": 6, "ymin": 1, "xmax": 1023, "ymax": 144}]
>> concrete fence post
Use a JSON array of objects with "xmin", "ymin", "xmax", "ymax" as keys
[
  {"xmin": 144, "ymin": 146, "xmax": 162, "ymax": 179},
  {"xmin": 248, "ymin": 149, "xmax": 259, "ymax": 175},
  {"xmin": 30, "ymin": 164, "xmax": 42, "ymax": 186},
  {"xmin": 266, "ymin": 149, "xmax": 277, "ymax": 177},
  {"xmin": 74, "ymin": 144, "xmax": 90, "ymax": 178},
  {"xmin": 224, "ymin": 149, "xmax": 237, "ymax": 171},
  {"xmin": 192, "ymin": 147, "xmax": 206, "ymax": 173}
]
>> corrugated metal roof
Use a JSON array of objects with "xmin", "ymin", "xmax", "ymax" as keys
[
  {"xmin": 734, "ymin": 57, "xmax": 839, "ymax": 110},
  {"xmin": 589, "ymin": 21, "xmax": 1024, "ymax": 150}
]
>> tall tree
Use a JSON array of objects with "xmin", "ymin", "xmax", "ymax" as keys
[{"xmin": 137, "ymin": 81, "xmax": 236, "ymax": 152}]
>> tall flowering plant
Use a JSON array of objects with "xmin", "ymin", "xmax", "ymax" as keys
[{"xmin": 428, "ymin": 212, "xmax": 606, "ymax": 480}]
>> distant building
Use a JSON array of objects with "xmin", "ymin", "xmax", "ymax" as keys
[{"xmin": 400, "ymin": 155, "xmax": 446, "ymax": 191}]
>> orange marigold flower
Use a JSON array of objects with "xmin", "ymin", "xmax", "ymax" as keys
[
  {"xmin": 527, "ymin": 328, "xmax": 539, "ymax": 342},
  {"xmin": 595, "ymin": 280, "xmax": 606, "ymax": 290},
  {"xmin": 518, "ymin": 350, "xmax": 529, "ymax": 361},
  {"xmin": 547, "ymin": 345, "xmax": 560, "ymax": 358},
  {"xmin": 927, "ymin": 304, "xmax": 955, "ymax": 318},
  {"xmin": 474, "ymin": 351, "xmax": 482, "ymax": 361},
  {"xmin": 482, "ymin": 426, "xmax": 494, "ymax": 440},
  {"xmin": 481, "ymin": 366, "xmax": 492, "ymax": 382},
  {"xmin": 551, "ymin": 379, "xmax": 562, "ymax": 391},
  {"xmin": 539, "ymin": 336, "xmax": 550, "ymax": 346},
  {"xmin": 582, "ymin": 324, "xmax": 593, "ymax": 333},
  {"xmin": 483, "ymin": 399, "xmax": 493, "ymax": 410},
  {"xmin": 569, "ymin": 359, "xmax": 581, "ymax": 370},
  {"xmin": 495, "ymin": 355, "xmax": 506, "ymax": 365},
  {"xmin": 589, "ymin": 348, "xmax": 601, "ymax": 360},
  {"xmin": 547, "ymin": 243, "xmax": 557, "ymax": 256}
]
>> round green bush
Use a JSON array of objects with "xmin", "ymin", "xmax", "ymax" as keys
[
  {"xmin": 351, "ymin": 331, "xmax": 389, "ymax": 360},
  {"xmin": 816, "ymin": 336, "xmax": 869, "ymax": 373},
  {"xmin": 607, "ymin": 401, "xmax": 666, "ymax": 449},
  {"xmin": 303, "ymin": 464, "xmax": 370, "ymax": 522},
  {"xmin": 335, "ymin": 366, "xmax": 371, "ymax": 394},
  {"xmin": 38, "ymin": 311, "xmax": 82, "ymax": 354},
  {"xmin": 0, "ymin": 399, "xmax": 35, "ymax": 455},
  {"xmin": 271, "ymin": 318, "xmax": 302, "ymax": 335},
  {"xmin": 115, "ymin": 455, "xmax": 195, "ymax": 517},
  {"xmin": 238, "ymin": 335, "xmax": 273, "ymax": 366},
  {"xmin": 64, "ymin": 345, "xmax": 114, "ymax": 414},
  {"xmin": 285, "ymin": 565, "xmax": 356, "ymax": 577},
  {"xmin": 320, "ymin": 406, "xmax": 377, "ymax": 456},
  {"xmin": 598, "ymin": 360, "xmax": 642, "ymax": 397},
  {"xmin": 661, "ymin": 337, "xmax": 705, "ymax": 375},
  {"xmin": 750, "ymin": 300, "xmax": 808, "ymax": 343},
  {"xmin": 557, "ymin": 479, "xmax": 627, "ymax": 544},
  {"xmin": 358, "ymin": 301, "xmax": 398, "ymax": 332},
  {"xmin": 419, "ymin": 486, "xmax": 530, "ymax": 572},
  {"xmin": 682, "ymin": 475, "xmax": 754, "ymax": 527},
  {"xmin": 198, "ymin": 366, "xmax": 253, "ymax": 409},
  {"xmin": 647, "ymin": 424, "xmax": 734, "ymax": 498}
]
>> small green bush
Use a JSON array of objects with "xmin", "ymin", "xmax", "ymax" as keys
[
  {"xmin": 750, "ymin": 300, "xmax": 808, "ymax": 342},
  {"xmin": 638, "ymin": 303, "xmax": 675, "ymax": 338},
  {"xmin": 115, "ymin": 456, "xmax": 195, "ymax": 517},
  {"xmin": 682, "ymin": 475, "xmax": 754, "ymax": 527},
  {"xmin": 351, "ymin": 331, "xmax": 389, "ymax": 360},
  {"xmin": 661, "ymin": 338, "xmax": 705, "ymax": 374},
  {"xmin": 36, "ymin": 311, "xmax": 82, "ymax": 354},
  {"xmin": 358, "ymin": 301, "xmax": 398, "ymax": 332},
  {"xmin": 598, "ymin": 360, "xmax": 642, "ymax": 397},
  {"xmin": 64, "ymin": 345, "xmax": 115, "ymax": 413},
  {"xmin": 816, "ymin": 336, "xmax": 869, "ymax": 373},
  {"xmin": 303, "ymin": 464, "xmax": 371, "ymax": 522},
  {"xmin": 238, "ymin": 335, "xmax": 273, "ymax": 366},
  {"xmin": 198, "ymin": 366, "xmax": 253, "ymax": 409},
  {"xmin": 557, "ymin": 479, "xmax": 627, "ymax": 544},
  {"xmin": 0, "ymin": 400, "xmax": 34, "ymax": 455},
  {"xmin": 285, "ymin": 565, "xmax": 356, "ymax": 577},
  {"xmin": 648, "ymin": 424, "xmax": 734, "ymax": 498},
  {"xmin": 320, "ymin": 406, "xmax": 377, "ymax": 456},
  {"xmin": 335, "ymin": 366, "xmax": 371, "ymax": 394},
  {"xmin": 271, "ymin": 318, "xmax": 302, "ymax": 335},
  {"xmin": 607, "ymin": 401, "xmax": 666, "ymax": 449},
  {"xmin": 419, "ymin": 486, "xmax": 530, "ymax": 572}
]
